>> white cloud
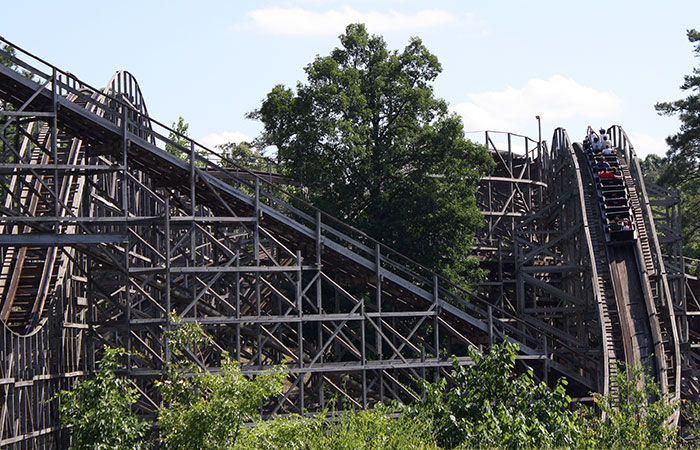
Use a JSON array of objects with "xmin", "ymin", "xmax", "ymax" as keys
[
  {"xmin": 200, "ymin": 131, "xmax": 250, "ymax": 149},
  {"xmin": 627, "ymin": 132, "xmax": 668, "ymax": 158},
  {"xmin": 452, "ymin": 75, "xmax": 623, "ymax": 135},
  {"xmin": 232, "ymin": 7, "xmax": 479, "ymax": 36}
]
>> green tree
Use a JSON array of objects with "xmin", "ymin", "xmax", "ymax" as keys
[
  {"xmin": 655, "ymin": 29, "xmax": 700, "ymax": 259},
  {"xmin": 250, "ymin": 23, "xmax": 493, "ymax": 285},
  {"xmin": 0, "ymin": 44, "xmax": 18, "ymax": 167},
  {"xmin": 408, "ymin": 341, "xmax": 582, "ymax": 449},
  {"xmin": 157, "ymin": 319, "xmax": 286, "ymax": 449},
  {"xmin": 640, "ymin": 153, "xmax": 670, "ymax": 186},
  {"xmin": 641, "ymin": 153, "xmax": 700, "ymax": 259},
  {"xmin": 57, "ymin": 346, "xmax": 149, "ymax": 450},
  {"xmin": 1, "ymin": 44, "xmax": 16, "ymax": 69},
  {"xmin": 582, "ymin": 362, "xmax": 679, "ymax": 450},
  {"xmin": 217, "ymin": 141, "xmax": 271, "ymax": 171},
  {"xmin": 166, "ymin": 116, "xmax": 191, "ymax": 160}
]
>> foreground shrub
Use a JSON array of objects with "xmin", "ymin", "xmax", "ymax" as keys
[
  {"xmin": 408, "ymin": 341, "xmax": 583, "ymax": 449},
  {"xmin": 582, "ymin": 362, "xmax": 679, "ymax": 450},
  {"xmin": 315, "ymin": 405, "xmax": 437, "ymax": 450},
  {"xmin": 236, "ymin": 405, "xmax": 437, "ymax": 450},
  {"xmin": 57, "ymin": 346, "xmax": 149, "ymax": 450},
  {"xmin": 61, "ymin": 324, "xmax": 690, "ymax": 450},
  {"xmin": 156, "ymin": 320, "xmax": 285, "ymax": 449},
  {"xmin": 234, "ymin": 414, "xmax": 321, "ymax": 450}
]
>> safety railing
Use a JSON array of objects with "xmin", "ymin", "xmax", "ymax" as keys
[
  {"xmin": 0, "ymin": 36, "xmax": 599, "ymax": 383},
  {"xmin": 550, "ymin": 127, "xmax": 611, "ymax": 395}
]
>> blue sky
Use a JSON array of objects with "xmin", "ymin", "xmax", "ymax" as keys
[{"xmin": 2, "ymin": 0, "xmax": 699, "ymax": 157}]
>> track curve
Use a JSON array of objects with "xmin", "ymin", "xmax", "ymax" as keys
[{"xmin": 0, "ymin": 36, "xmax": 687, "ymax": 447}]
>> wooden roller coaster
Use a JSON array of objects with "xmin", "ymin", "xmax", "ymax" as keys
[{"xmin": 0, "ymin": 37, "xmax": 695, "ymax": 448}]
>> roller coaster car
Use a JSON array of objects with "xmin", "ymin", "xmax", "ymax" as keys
[
  {"xmin": 598, "ymin": 186, "xmax": 625, "ymax": 202},
  {"xmin": 602, "ymin": 190, "xmax": 628, "ymax": 202},
  {"xmin": 599, "ymin": 185, "xmax": 624, "ymax": 196},
  {"xmin": 602, "ymin": 186, "xmax": 625, "ymax": 194},
  {"xmin": 597, "ymin": 177, "xmax": 624, "ymax": 187},
  {"xmin": 602, "ymin": 197, "xmax": 628, "ymax": 207},
  {"xmin": 603, "ymin": 206, "xmax": 631, "ymax": 217},
  {"xmin": 590, "ymin": 154, "xmax": 618, "ymax": 162},
  {"xmin": 604, "ymin": 210, "xmax": 636, "ymax": 242},
  {"xmin": 591, "ymin": 162, "xmax": 621, "ymax": 173},
  {"xmin": 578, "ymin": 137, "xmax": 638, "ymax": 244},
  {"xmin": 604, "ymin": 208, "xmax": 631, "ymax": 221},
  {"xmin": 606, "ymin": 221, "xmax": 636, "ymax": 242}
]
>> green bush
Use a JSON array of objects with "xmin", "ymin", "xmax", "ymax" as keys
[
  {"xmin": 581, "ymin": 362, "xmax": 679, "ymax": 450},
  {"xmin": 156, "ymin": 320, "xmax": 286, "ymax": 450},
  {"xmin": 408, "ymin": 341, "xmax": 583, "ymax": 449},
  {"xmin": 57, "ymin": 346, "xmax": 149, "ymax": 450},
  {"xmin": 59, "ymin": 325, "xmax": 692, "ymax": 449},
  {"xmin": 236, "ymin": 406, "xmax": 437, "ymax": 450},
  {"xmin": 234, "ymin": 414, "xmax": 321, "ymax": 450}
]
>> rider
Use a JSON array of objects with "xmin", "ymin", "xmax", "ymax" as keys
[
  {"xmin": 592, "ymin": 136, "xmax": 603, "ymax": 151},
  {"xmin": 596, "ymin": 157, "xmax": 611, "ymax": 170},
  {"xmin": 602, "ymin": 142, "xmax": 615, "ymax": 156},
  {"xmin": 598, "ymin": 169, "xmax": 619, "ymax": 179}
]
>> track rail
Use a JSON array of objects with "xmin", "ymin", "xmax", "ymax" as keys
[
  {"xmin": 0, "ymin": 36, "xmax": 600, "ymax": 446},
  {"xmin": 0, "ymin": 36, "xmax": 688, "ymax": 446},
  {"xmin": 552, "ymin": 129, "xmax": 615, "ymax": 399},
  {"xmin": 610, "ymin": 126, "xmax": 681, "ymax": 404},
  {"xmin": 571, "ymin": 126, "xmax": 681, "ymax": 418},
  {"xmin": 0, "ymin": 38, "xmax": 598, "ymax": 382},
  {"xmin": 0, "ymin": 87, "xmax": 113, "ymax": 333}
]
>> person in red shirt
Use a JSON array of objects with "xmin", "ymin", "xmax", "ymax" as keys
[{"xmin": 598, "ymin": 170, "xmax": 619, "ymax": 179}]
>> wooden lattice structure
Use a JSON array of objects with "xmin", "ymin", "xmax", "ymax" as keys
[{"xmin": 0, "ymin": 38, "xmax": 693, "ymax": 448}]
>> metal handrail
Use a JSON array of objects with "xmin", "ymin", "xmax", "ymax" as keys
[{"xmin": 0, "ymin": 36, "xmax": 597, "ymax": 375}]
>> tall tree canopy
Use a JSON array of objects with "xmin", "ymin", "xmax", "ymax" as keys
[
  {"xmin": 217, "ymin": 141, "xmax": 271, "ymax": 171},
  {"xmin": 655, "ymin": 29, "xmax": 700, "ymax": 259},
  {"xmin": 251, "ymin": 24, "xmax": 493, "ymax": 284}
]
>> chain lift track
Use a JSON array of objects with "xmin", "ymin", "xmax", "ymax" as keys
[{"xmin": 0, "ymin": 38, "xmax": 692, "ymax": 447}]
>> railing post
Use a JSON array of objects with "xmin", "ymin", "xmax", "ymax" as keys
[
  {"xmin": 543, "ymin": 336, "xmax": 549, "ymax": 385},
  {"xmin": 190, "ymin": 140, "xmax": 196, "ymax": 216},
  {"xmin": 361, "ymin": 296, "xmax": 367, "ymax": 409},
  {"xmin": 122, "ymin": 106, "xmax": 128, "ymax": 218},
  {"xmin": 315, "ymin": 211, "xmax": 322, "ymax": 267},
  {"xmin": 375, "ymin": 243, "xmax": 382, "ymax": 359},
  {"xmin": 235, "ymin": 251, "xmax": 241, "ymax": 364},
  {"xmin": 314, "ymin": 211, "xmax": 324, "ymax": 409},
  {"xmin": 52, "ymin": 68, "xmax": 59, "ymax": 229},
  {"xmin": 190, "ymin": 141, "xmax": 197, "ymax": 271},
  {"xmin": 434, "ymin": 275, "xmax": 440, "ymax": 357},
  {"xmin": 315, "ymin": 210, "xmax": 322, "ymax": 310},
  {"xmin": 164, "ymin": 195, "xmax": 171, "ymax": 366},
  {"xmin": 375, "ymin": 243, "xmax": 384, "ymax": 400},
  {"xmin": 296, "ymin": 250, "xmax": 304, "ymax": 413},
  {"xmin": 488, "ymin": 305, "xmax": 493, "ymax": 346}
]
